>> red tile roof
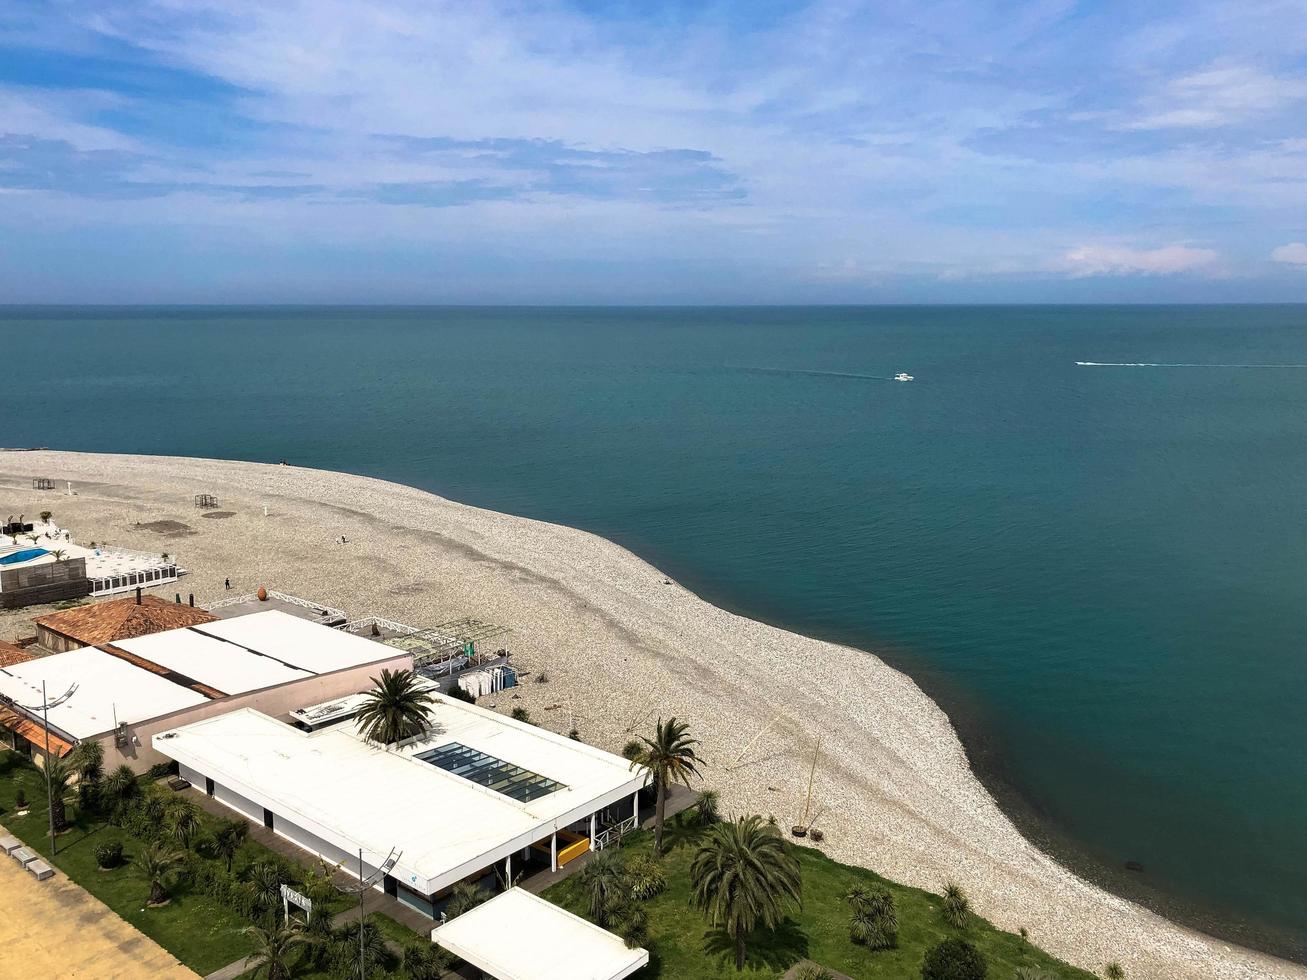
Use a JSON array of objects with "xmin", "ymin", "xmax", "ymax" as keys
[
  {"xmin": 0, "ymin": 640, "xmax": 37, "ymax": 669},
  {"xmin": 35, "ymin": 595, "xmax": 218, "ymax": 647}
]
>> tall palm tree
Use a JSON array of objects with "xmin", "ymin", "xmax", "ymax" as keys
[
  {"xmin": 354, "ymin": 668, "xmax": 434, "ymax": 745},
  {"xmin": 690, "ymin": 815, "xmax": 802, "ymax": 971},
  {"xmin": 242, "ymin": 922, "xmax": 320, "ymax": 980},
  {"xmin": 630, "ymin": 717, "xmax": 702, "ymax": 855},
  {"xmin": 136, "ymin": 842, "xmax": 186, "ymax": 905},
  {"xmin": 70, "ymin": 740, "xmax": 104, "ymax": 783}
]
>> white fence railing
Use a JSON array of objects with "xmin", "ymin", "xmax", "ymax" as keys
[
  {"xmin": 592, "ymin": 815, "xmax": 638, "ymax": 852},
  {"xmin": 89, "ymin": 565, "xmax": 182, "ymax": 597},
  {"xmin": 339, "ymin": 616, "xmax": 422, "ymax": 637},
  {"xmin": 204, "ymin": 590, "xmax": 345, "ymax": 621}
]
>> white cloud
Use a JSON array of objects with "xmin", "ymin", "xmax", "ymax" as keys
[
  {"xmin": 1123, "ymin": 65, "xmax": 1307, "ymax": 130},
  {"xmin": 1061, "ymin": 244, "xmax": 1219, "ymax": 277},
  {"xmin": 1271, "ymin": 242, "xmax": 1307, "ymax": 266}
]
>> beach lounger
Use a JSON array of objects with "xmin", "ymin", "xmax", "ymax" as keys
[
  {"xmin": 11, "ymin": 846, "xmax": 37, "ymax": 867},
  {"xmin": 0, "ymin": 835, "xmax": 21, "ymax": 855},
  {"xmin": 25, "ymin": 859, "xmax": 53, "ymax": 881}
]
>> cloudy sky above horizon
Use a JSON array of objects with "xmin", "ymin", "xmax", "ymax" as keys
[{"xmin": 3, "ymin": 0, "xmax": 1307, "ymax": 303}]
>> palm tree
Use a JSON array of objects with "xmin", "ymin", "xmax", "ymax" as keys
[
  {"xmin": 42, "ymin": 755, "xmax": 76, "ymax": 832},
  {"xmin": 213, "ymin": 818, "xmax": 249, "ymax": 874},
  {"xmin": 165, "ymin": 798, "xmax": 202, "ymax": 848},
  {"xmin": 354, "ymin": 668, "xmax": 433, "ymax": 745},
  {"xmin": 577, "ymin": 850, "xmax": 629, "ymax": 926},
  {"xmin": 690, "ymin": 815, "xmax": 802, "ymax": 971},
  {"xmin": 69, "ymin": 741, "xmax": 105, "ymax": 812},
  {"xmin": 242, "ymin": 922, "xmax": 320, "ymax": 980},
  {"xmin": 136, "ymin": 842, "xmax": 185, "ymax": 905},
  {"xmin": 629, "ymin": 717, "xmax": 702, "ymax": 855},
  {"xmin": 49, "ymin": 548, "xmax": 66, "ymax": 561},
  {"xmin": 847, "ymin": 884, "xmax": 898, "ymax": 950},
  {"xmin": 102, "ymin": 764, "xmax": 138, "ymax": 809},
  {"xmin": 942, "ymin": 881, "xmax": 971, "ymax": 929},
  {"xmin": 443, "ymin": 880, "xmax": 492, "ymax": 919},
  {"xmin": 247, "ymin": 861, "xmax": 292, "ymax": 923}
]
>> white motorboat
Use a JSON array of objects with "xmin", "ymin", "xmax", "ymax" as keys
[{"xmin": 894, "ymin": 372, "xmax": 914, "ymax": 382}]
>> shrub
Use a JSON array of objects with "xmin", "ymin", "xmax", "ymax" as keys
[
  {"xmin": 848, "ymin": 884, "xmax": 898, "ymax": 950},
  {"xmin": 794, "ymin": 967, "xmax": 836, "ymax": 980},
  {"xmin": 95, "ymin": 840, "xmax": 124, "ymax": 869},
  {"xmin": 921, "ymin": 938, "xmax": 987, "ymax": 980},
  {"xmin": 145, "ymin": 760, "xmax": 178, "ymax": 781},
  {"xmin": 14, "ymin": 788, "xmax": 26, "ymax": 809},
  {"xmin": 1104, "ymin": 964, "xmax": 1125, "ymax": 980},
  {"xmin": 1014, "ymin": 969, "xmax": 1055, "ymax": 980},
  {"xmin": 694, "ymin": 788, "xmax": 720, "ymax": 826},
  {"xmin": 621, "ymin": 740, "xmax": 643, "ymax": 761},
  {"xmin": 942, "ymin": 881, "xmax": 971, "ymax": 929},
  {"xmin": 444, "ymin": 684, "xmax": 475, "ymax": 704},
  {"xmin": 809, "ymin": 828, "xmax": 825, "ymax": 842},
  {"xmin": 568, "ymin": 727, "xmax": 581, "ymax": 740},
  {"xmin": 626, "ymin": 855, "xmax": 666, "ymax": 900},
  {"xmin": 510, "ymin": 707, "xmax": 531, "ymax": 724},
  {"xmin": 535, "ymin": 671, "xmax": 549, "ymax": 684},
  {"xmin": 403, "ymin": 943, "xmax": 452, "ymax": 980}
]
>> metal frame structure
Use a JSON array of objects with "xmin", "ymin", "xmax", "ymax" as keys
[
  {"xmin": 411, "ymin": 619, "xmax": 511, "ymax": 670},
  {"xmin": 32, "ymin": 478, "xmax": 54, "ymax": 491},
  {"xmin": 194, "ymin": 493, "xmax": 219, "ymax": 509}
]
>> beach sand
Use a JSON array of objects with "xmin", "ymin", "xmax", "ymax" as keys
[{"xmin": 0, "ymin": 449, "xmax": 1297, "ymax": 980}]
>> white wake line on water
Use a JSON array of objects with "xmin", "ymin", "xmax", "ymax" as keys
[{"xmin": 1076, "ymin": 361, "xmax": 1307, "ymax": 368}]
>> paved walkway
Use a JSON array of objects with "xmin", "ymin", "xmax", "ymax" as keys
[{"xmin": 0, "ymin": 822, "xmax": 197, "ymax": 980}]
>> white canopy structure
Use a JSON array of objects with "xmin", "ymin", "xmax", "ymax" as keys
[{"xmin": 432, "ymin": 887, "xmax": 648, "ymax": 980}]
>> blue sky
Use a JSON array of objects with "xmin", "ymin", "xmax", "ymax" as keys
[{"xmin": 2, "ymin": 0, "xmax": 1306, "ymax": 303}]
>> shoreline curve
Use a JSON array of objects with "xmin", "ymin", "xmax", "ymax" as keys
[{"xmin": 0, "ymin": 448, "xmax": 1299, "ymax": 980}]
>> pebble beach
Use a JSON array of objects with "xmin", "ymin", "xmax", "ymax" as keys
[{"xmin": 0, "ymin": 449, "xmax": 1298, "ymax": 980}]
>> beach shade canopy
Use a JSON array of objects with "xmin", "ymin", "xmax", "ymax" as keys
[{"xmin": 431, "ymin": 887, "xmax": 648, "ymax": 980}]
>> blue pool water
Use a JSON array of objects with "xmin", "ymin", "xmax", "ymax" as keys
[{"xmin": 0, "ymin": 547, "xmax": 49, "ymax": 565}]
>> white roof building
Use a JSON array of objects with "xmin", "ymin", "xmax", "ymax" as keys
[
  {"xmin": 153, "ymin": 697, "xmax": 647, "ymax": 908},
  {"xmin": 0, "ymin": 611, "xmax": 411, "ymax": 769},
  {"xmin": 0, "ymin": 646, "xmax": 209, "ymax": 740},
  {"xmin": 433, "ymin": 887, "xmax": 649, "ymax": 980}
]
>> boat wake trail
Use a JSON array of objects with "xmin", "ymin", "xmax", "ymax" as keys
[
  {"xmin": 730, "ymin": 364, "xmax": 894, "ymax": 382},
  {"xmin": 1076, "ymin": 361, "xmax": 1307, "ymax": 369}
]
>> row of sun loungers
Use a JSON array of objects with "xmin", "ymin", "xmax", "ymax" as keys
[{"xmin": 1, "ymin": 835, "xmax": 54, "ymax": 880}]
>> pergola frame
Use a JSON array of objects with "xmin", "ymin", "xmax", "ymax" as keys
[{"xmin": 411, "ymin": 618, "xmax": 511, "ymax": 669}]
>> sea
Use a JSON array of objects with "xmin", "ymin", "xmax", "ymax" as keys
[{"xmin": 3, "ymin": 305, "xmax": 1306, "ymax": 958}]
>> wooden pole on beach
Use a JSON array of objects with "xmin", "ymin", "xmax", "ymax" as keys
[{"xmin": 801, "ymin": 736, "xmax": 821, "ymax": 828}]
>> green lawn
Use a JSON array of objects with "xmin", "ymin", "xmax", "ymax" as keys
[
  {"xmin": 0, "ymin": 751, "xmax": 317, "ymax": 975},
  {"xmin": 546, "ymin": 816, "xmax": 1100, "ymax": 979}
]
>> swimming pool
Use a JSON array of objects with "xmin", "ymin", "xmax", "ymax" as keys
[{"xmin": 0, "ymin": 548, "xmax": 49, "ymax": 566}]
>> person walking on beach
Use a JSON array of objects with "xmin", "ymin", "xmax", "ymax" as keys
[{"xmin": 224, "ymin": 577, "xmax": 231, "ymax": 590}]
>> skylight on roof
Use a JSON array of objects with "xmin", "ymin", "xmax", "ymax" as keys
[{"xmin": 418, "ymin": 742, "xmax": 565, "ymax": 802}]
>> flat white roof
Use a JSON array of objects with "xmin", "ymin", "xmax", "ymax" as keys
[
  {"xmin": 115, "ymin": 628, "xmax": 313, "ymax": 697},
  {"xmin": 195, "ymin": 610, "xmax": 390, "ymax": 674},
  {"xmin": 154, "ymin": 699, "xmax": 646, "ymax": 894},
  {"xmin": 433, "ymin": 887, "xmax": 648, "ymax": 980},
  {"xmin": 0, "ymin": 647, "xmax": 209, "ymax": 740}
]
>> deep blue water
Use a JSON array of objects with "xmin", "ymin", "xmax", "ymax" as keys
[{"xmin": 3, "ymin": 305, "xmax": 1306, "ymax": 954}]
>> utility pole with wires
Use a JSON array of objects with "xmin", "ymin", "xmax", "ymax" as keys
[
  {"xmin": 333, "ymin": 845, "xmax": 401, "ymax": 980},
  {"xmin": 3, "ymin": 681, "xmax": 78, "ymax": 856}
]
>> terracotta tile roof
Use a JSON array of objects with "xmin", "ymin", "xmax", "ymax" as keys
[
  {"xmin": 34, "ymin": 595, "xmax": 218, "ymax": 648},
  {"xmin": 0, "ymin": 640, "xmax": 36, "ymax": 669},
  {"xmin": 0, "ymin": 707, "xmax": 74, "ymax": 758}
]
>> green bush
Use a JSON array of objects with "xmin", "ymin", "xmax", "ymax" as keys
[
  {"xmin": 94, "ymin": 840, "xmax": 124, "ymax": 869},
  {"xmin": 403, "ymin": 942, "xmax": 452, "ymax": 980},
  {"xmin": 942, "ymin": 881, "xmax": 971, "ymax": 929},
  {"xmin": 444, "ymin": 684, "xmax": 475, "ymax": 704},
  {"xmin": 793, "ymin": 966, "xmax": 836, "ymax": 980},
  {"xmin": 922, "ymin": 938, "xmax": 987, "ymax": 980},
  {"xmin": 622, "ymin": 740, "xmax": 644, "ymax": 761},
  {"xmin": 510, "ymin": 706, "xmax": 531, "ymax": 724},
  {"xmin": 848, "ymin": 884, "xmax": 898, "ymax": 950},
  {"xmin": 626, "ymin": 855, "xmax": 667, "ymax": 900}
]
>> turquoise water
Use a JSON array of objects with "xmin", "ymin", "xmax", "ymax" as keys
[{"xmin": 3, "ymin": 305, "xmax": 1306, "ymax": 955}]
